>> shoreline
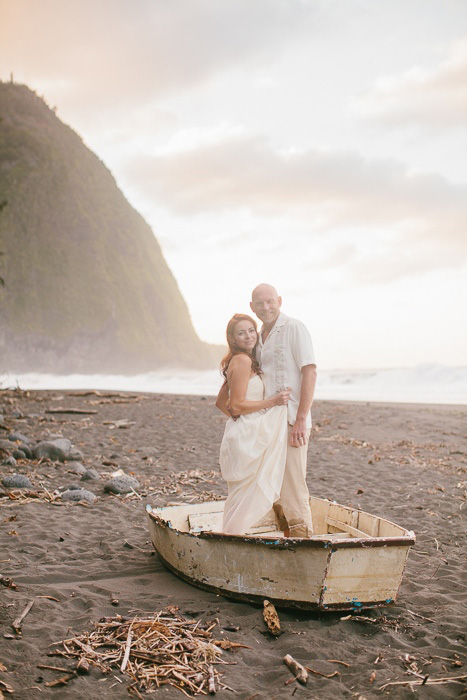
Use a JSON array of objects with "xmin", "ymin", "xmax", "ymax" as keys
[
  {"xmin": 0, "ymin": 388, "xmax": 465, "ymax": 698},
  {"xmin": 2, "ymin": 364, "xmax": 466, "ymax": 407}
]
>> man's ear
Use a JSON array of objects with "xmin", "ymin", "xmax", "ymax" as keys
[
  {"xmin": 278, "ymin": 296, "xmax": 282, "ymax": 307},
  {"xmin": 250, "ymin": 301, "xmax": 255, "ymax": 313}
]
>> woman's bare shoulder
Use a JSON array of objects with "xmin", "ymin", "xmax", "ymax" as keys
[{"xmin": 229, "ymin": 353, "xmax": 252, "ymax": 368}]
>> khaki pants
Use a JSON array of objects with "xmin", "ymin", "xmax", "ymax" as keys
[{"xmin": 273, "ymin": 425, "xmax": 312, "ymax": 537}]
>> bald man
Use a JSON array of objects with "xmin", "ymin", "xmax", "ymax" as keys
[{"xmin": 250, "ymin": 283, "xmax": 317, "ymax": 537}]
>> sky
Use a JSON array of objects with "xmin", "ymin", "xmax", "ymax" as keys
[{"xmin": 1, "ymin": 0, "xmax": 467, "ymax": 370}]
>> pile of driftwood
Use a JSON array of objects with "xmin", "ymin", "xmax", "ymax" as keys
[
  {"xmin": 49, "ymin": 608, "xmax": 243, "ymax": 696},
  {"xmin": 0, "ymin": 488, "xmax": 62, "ymax": 507},
  {"xmin": 136, "ymin": 469, "xmax": 224, "ymax": 506}
]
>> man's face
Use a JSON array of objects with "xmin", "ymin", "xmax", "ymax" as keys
[{"xmin": 250, "ymin": 289, "xmax": 282, "ymax": 325}]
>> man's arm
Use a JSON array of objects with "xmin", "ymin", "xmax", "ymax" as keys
[{"xmin": 289, "ymin": 364, "xmax": 317, "ymax": 447}]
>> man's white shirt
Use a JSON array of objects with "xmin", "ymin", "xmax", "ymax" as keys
[{"xmin": 256, "ymin": 312, "xmax": 316, "ymax": 428}]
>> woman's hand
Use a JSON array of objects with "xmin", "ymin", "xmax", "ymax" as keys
[{"xmin": 273, "ymin": 389, "xmax": 291, "ymax": 406}]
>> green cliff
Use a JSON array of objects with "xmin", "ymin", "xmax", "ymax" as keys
[{"xmin": 0, "ymin": 82, "xmax": 220, "ymax": 373}]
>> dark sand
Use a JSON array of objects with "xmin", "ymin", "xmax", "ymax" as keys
[{"xmin": 0, "ymin": 389, "xmax": 466, "ymax": 699}]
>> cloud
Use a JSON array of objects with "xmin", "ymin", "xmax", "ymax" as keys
[
  {"xmin": 353, "ymin": 38, "xmax": 467, "ymax": 128},
  {"xmin": 124, "ymin": 134, "xmax": 467, "ymax": 262},
  {"xmin": 0, "ymin": 0, "xmax": 317, "ymax": 110}
]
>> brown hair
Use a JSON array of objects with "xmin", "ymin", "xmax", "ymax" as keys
[{"xmin": 220, "ymin": 313, "xmax": 262, "ymax": 379}]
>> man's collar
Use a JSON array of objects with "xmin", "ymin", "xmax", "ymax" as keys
[{"xmin": 260, "ymin": 312, "xmax": 287, "ymax": 340}]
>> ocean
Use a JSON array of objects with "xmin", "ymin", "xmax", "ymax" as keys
[{"xmin": 1, "ymin": 363, "xmax": 466, "ymax": 405}]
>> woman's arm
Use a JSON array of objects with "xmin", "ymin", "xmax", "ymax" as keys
[
  {"xmin": 228, "ymin": 354, "xmax": 289, "ymax": 415},
  {"xmin": 215, "ymin": 380, "xmax": 231, "ymax": 417}
]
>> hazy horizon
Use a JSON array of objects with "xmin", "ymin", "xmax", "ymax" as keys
[{"xmin": 1, "ymin": 0, "xmax": 466, "ymax": 370}]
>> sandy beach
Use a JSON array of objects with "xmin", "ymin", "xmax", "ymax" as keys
[{"xmin": 0, "ymin": 388, "xmax": 465, "ymax": 699}]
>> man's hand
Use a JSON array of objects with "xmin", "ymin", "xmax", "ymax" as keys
[{"xmin": 290, "ymin": 416, "xmax": 308, "ymax": 448}]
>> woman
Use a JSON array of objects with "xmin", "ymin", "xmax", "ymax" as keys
[{"xmin": 216, "ymin": 314, "xmax": 290, "ymax": 535}]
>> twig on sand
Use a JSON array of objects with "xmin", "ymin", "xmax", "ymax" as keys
[
  {"xmin": 44, "ymin": 674, "xmax": 76, "ymax": 687},
  {"xmin": 12, "ymin": 600, "xmax": 34, "ymax": 633},
  {"xmin": 284, "ymin": 655, "xmax": 308, "ymax": 685},
  {"xmin": 306, "ymin": 666, "xmax": 340, "ymax": 679},
  {"xmin": 379, "ymin": 674, "xmax": 467, "ymax": 690},
  {"xmin": 46, "ymin": 407, "xmax": 98, "ymax": 415},
  {"xmin": 406, "ymin": 609, "xmax": 436, "ymax": 623},
  {"xmin": 327, "ymin": 659, "xmax": 350, "ymax": 667},
  {"xmin": 0, "ymin": 678, "xmax": 15, "ymax": 694}
]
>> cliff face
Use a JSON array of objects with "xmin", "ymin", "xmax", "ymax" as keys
[{"xmin": 0, "ymin": 82, "xmax": 219, "ymax": 373}]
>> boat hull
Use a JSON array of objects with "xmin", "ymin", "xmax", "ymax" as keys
[{"xmin": 146, "ymin": 498, "xmax": 415, "ymax": 611}]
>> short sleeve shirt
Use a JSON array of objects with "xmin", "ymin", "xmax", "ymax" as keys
[{"xmin": 256, "ymin": 312, "xmax": 316, "ymax": 427}]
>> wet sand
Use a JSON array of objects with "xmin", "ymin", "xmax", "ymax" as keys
[{"xmin": 0, "ymin": 389, "xmax": 466, "ymax": 699}]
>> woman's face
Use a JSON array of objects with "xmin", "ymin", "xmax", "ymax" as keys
[{"xmin": 232, "ymin": 320, "xmax": 257, "ymax": 352}]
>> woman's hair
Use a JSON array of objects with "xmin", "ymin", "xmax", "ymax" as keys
[{"xmin": 220, "ymin": 313, "xmax": 262, "ymax": 379}]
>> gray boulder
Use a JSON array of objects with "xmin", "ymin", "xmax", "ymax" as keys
[
  {"xmin": 81, "ymin": 469, "xmax": 100, "ymax": 481},
  {"xmin": 51, "ymin": 438, "xmax": 72, "ymax": 454},
  {"xmin": 17, "ymin": 443, "xmax": 33, "ymax": 459},
  {"xmin": 33, "ymin": 439, "xmax": 72, "ymax": 461},
  {"xmin": 12, "ymin": 449, "xmax": 27, "ymax": 460},
  {"xmin": 64, "ymin": 447, "xmax": 84, "ymax": 462},
  {"xmin": 34, "ymin": 441, "xmax": 67, "ymax": 461},
  {"xmin": 104, "ymin": 475, "xmax": 140, "ymax": 494},
  {"xmin": 61, "ymin": 488, "xmax": 96, "ymax": 503},
  {"xmin": 8, "ymin": 432, "xmax": 32, "ymax": 444},
  {"xmin": 67, "ymin": 461, "xmax": 87, "ymax": 475},
  {"xmin": 2, "ymin": 474, "xmax": 32, "ymax": 489},
  {"xmin": 2, "ymin": 457, "xmax": 17, "ymax": 468}
]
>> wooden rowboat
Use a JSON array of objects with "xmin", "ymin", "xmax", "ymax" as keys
[{"xmin": 146, "ymin": 496, "xmax": 415, "ymax": 611}]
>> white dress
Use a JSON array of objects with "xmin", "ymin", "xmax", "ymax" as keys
[{"xmin": 220, "ymin": 374, "xmax": 288, "ymax": 535}]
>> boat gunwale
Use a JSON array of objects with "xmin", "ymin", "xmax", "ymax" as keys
[{"xmin": 147, "ymin": 510, "xmax": 416, "ymax": 549}]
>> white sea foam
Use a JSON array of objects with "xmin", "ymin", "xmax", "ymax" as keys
[{"xmin": 1, "ymin": 363, "xmax": 466, "ymax": 405}]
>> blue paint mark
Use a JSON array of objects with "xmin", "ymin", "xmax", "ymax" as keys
[{"xmin": 385, "ymin": 598, "xmax": 393, "ymax": 604}]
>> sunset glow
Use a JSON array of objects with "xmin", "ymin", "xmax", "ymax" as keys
[{"xmin": 1, "ymin": 0, "xmax": 466, "ymax": 369}]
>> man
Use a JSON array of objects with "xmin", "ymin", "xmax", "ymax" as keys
[{"xmin": 250, "ymin": 283, "xmax": 317, "ymax": 538}]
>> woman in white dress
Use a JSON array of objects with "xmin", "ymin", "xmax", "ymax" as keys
[{"xmin": 216, "ymin": 314, "xmax": 290, "ymax": 535}]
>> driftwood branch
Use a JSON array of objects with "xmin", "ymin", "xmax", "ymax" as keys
[
  {"xmin": 46, "ymin": 408, "xmax": 97, "ymax": 415},
  {"xmin": 44, "ymin": 673, "xmax": 75, "ymax": 687},
  {"xmin": 263, "ymin": 599, "xmax": 281, "ymax": 636},
  {"xmin": 208, "ymin": 666, "xmax": 216, "ymax": 694},
  {"xmin": 306, "ymin": 666, "xmax": 340, "ymax": 679},
  {"xmin": 379, "ymin": 674, "xmax": 467, "ymax": 690},
  {"xmin": 120, "ymin": 630, "xmax": 133, "ymax": 672},
  {"xmin": 284, "ymin": 654, "xmax": 308, "ymax": 685},
  {"xmin": 12, "ymin": 600, "xmax": 34, "ymax": 633}
]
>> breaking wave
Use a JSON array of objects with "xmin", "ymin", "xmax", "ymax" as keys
[{"xmin": 1, "ymin": 363, "xmax": 466, "ymax": 405}]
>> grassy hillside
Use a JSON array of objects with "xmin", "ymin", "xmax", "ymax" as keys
[{"xmin": 0, "ymin": 82, "xmax": 221, "ymax": 372}]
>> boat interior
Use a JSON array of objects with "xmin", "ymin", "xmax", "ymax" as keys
[{"xmin": 150, "ymin": 496, "xmax": 411, "ymax": 541}]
